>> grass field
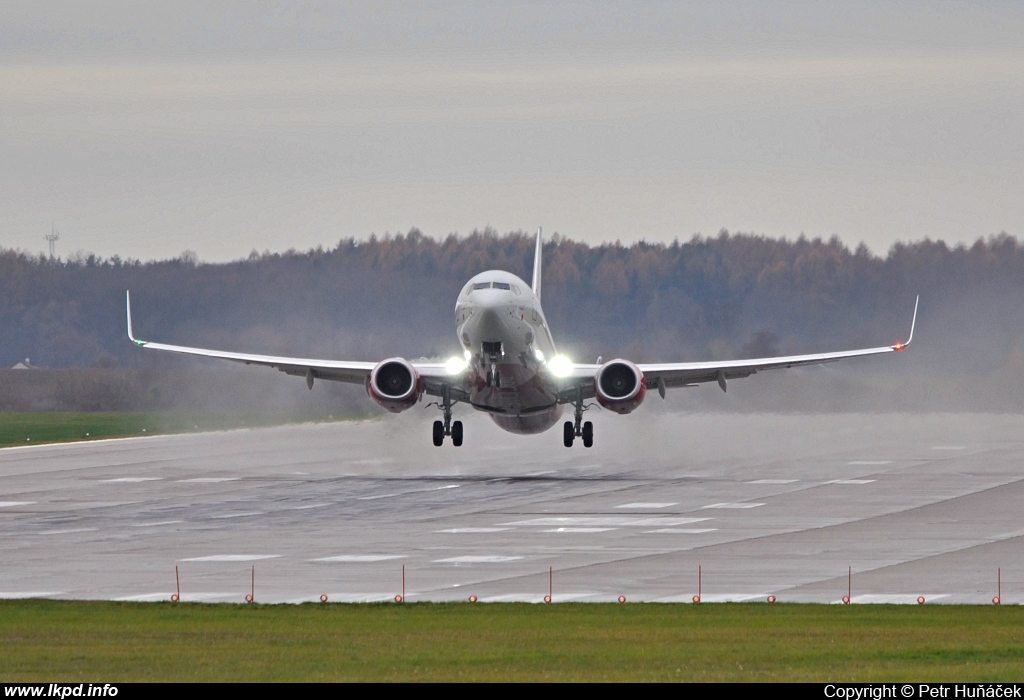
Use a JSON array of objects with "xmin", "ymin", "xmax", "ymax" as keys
[
  {"xmin": 0, "ymin": 411, "xmax": 366, "ymax": 448},
  {"xmin": 1, "ymin": 600, "xmax": 1022, "ymax": 681}
]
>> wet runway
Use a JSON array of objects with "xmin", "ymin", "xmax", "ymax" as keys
[{"xmin": 1, "ymin": 412, "xmax": 1022, "ymax": 604}]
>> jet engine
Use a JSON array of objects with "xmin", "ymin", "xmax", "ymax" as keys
[
  {"xmin": 594, "ymin": 359, "xmax": 646, "ymax": 414},
  {"xmin": 367, "ymin": 358, "xmax": 421, "ymax": 412}
]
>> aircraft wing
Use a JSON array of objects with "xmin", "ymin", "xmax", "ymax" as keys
[
  {"xmin": 555, "ymin": 296, "xmax": 918, "ymax": 400},
  {"xmin": 125, "ymin": 291, "xmax": 456, "ymax": 390}
]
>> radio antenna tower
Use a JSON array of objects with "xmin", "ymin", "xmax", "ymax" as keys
[{"xmin": 44, "ymin": 223, "xmax": 60, "ymax": 260}]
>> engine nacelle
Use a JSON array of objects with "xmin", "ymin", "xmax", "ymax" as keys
[
  {"xmin": 594, "ymin": 359, "xmax": 646, "ymax": 414},
  {"xmin": 367, "ymin": 358, "xmax": 421, "ymax": 413}
]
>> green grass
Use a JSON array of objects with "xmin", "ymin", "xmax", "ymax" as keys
[
  {"xmin": 1, "ymin": 601, "xmax": 1023, "ymax": 681},
  {"xmin": 0, "ymin": 411, "xmax": 368, "ymax": 448}
]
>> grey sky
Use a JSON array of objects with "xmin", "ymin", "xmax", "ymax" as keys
[{"xmin": 2, "ymin": 2, "xmax": 1022, "ymax": 261}]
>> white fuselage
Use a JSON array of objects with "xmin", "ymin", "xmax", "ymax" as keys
[{"xmin": 455, "ymin": 270, "xmax": 564, "ymax": 434}]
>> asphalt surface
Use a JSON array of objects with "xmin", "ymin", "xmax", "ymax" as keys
[{"xmin": 1, "ymin": 412, "xmax": 1021, "ymax": 604}]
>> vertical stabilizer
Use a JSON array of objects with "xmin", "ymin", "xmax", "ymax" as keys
[{"xmin": 531, "ymin": 227, "xmax": 542, "ymax": 303}]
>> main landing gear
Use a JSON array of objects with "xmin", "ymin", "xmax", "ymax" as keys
[
  {"xmin": 430, "ymin": 386, "xmax": 463, "ymax": 447},
  {"xmin": 563, "ymin": 388, "xmax": 593, "ymax": 448}
]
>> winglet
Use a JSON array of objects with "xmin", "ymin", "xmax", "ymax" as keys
[
  {"xmin": 531, "ymin": 227, "xmax": 542, "ymax": 303},
  {"xmin": 892, "ymin": 295, "xmax": 919, "ymax": 351},
  {"xmin": 125, "ymin": 291, "xmax": 143, "ymax": 345}
]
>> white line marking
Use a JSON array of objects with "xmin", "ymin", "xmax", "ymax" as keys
[
  {"xmin": 434, "ymin": 556, "xmax": 524, "ymax": 563},
  {"xmin": 436, "ymin": 528, "xmax": 512, "ymax": 533},
  {"xmin": 826, "ymin": 479, "xmax": 876, "ymax": 485},
  {"xmin": 615, "ymin": 502, "xmax": 677, "ymax": 509},
  {"xmin": 178, "ymin": 478, "xmax": 239, "ymax": 483},
  {"xmin": 847, "ymin": 461, "xmax": 891, "ymax": 465},
  {"xmin": 702, "ymin": 503, "xmax": 764, "ymax": 509},
  {"xmin": 542, "ymin": 527, "xmax": 616, "ymax": 533},
  {"xmin": 845, "ymin": 594, "xmax": 951, "ymax": 604},
  {"xmin": 0, "ymin": 591, "xmax": 65, "ymax": 599},
  {"xmin": 115, "ymin": 593, "xmax": 176, "ymax": 602},
  {"xmin": 131, "ymin": 520, "xmax": 183, "ymax": 527},
  {"xmin": 102, "ymin": 477, "xmax": 163, "ymax": 482},
  {"xmin": 643, "ymin": 528, "xmax": 718, "ymax": 534},
  {"xmin": 747, "ymin": 479, "xmax": 797, "ymax": 484},
  {"xmin": 436, "ymin": 485, "xmax": 461, "ymax": 490},
  {"xmin": 291, "ymin": 503, "xmax": 331, "ymax": 510},
  {"xmin": 209, "ymin": 512, "xmax": 264, "ymax": 519},
  {"xmin": 358, "ymin": 493, "xmax": 398, "ymax": 500},
  {"xmin": 312, "ymin": 555, "xmax": 405, "ymax": 563},
  {"xmin": 38, "ymin": 528, "xmax": 97, "ymax": 535},
  {"xmin": 502, "ymin": 516, "xmax": 710, "ymax": 527},
  {"xmin": 181, "ymin": 554, "xmax": 281, "ymax": 562},
  {"xmin": 0, "ymin": 501, "xmax": 36, "ymax": 508}
]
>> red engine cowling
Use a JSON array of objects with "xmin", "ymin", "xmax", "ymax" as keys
[
  {"xmin": 594, "ymin": 359, "xmax": 646, "ymax": 414},
  {"xmin": 367, "ymin": 358, "xmax": 421, "ymax": 413}
]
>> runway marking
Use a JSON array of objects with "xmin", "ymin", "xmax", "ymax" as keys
[
  {"xmin": 659, "ymin": 593, "xmax": 767, "ymax": 603},
  {"xmin": 358, "ymin": 493, "xmax": 398, "ymax": 500},
  {"xmin": 437, "ymin": 528, "xmax": 512, "ymax": 533},
  {"xmin": 209, "ymin": 512, "xmax": 264, "ymax": 519},
  {"xmin": 0, "ymin": 501, "xmax": 36, "ymax": 508},
  {"xmin": 0, "ymin": 591, "xmax": 65, "ymax": 599},
  {"xmin": 847, "ymin": 461, "xmax": 891, "ymax": 465},
  {"xmin": 115, "ymin": 593, "xmax": 175, "ymax": 602},
  {"xmin": 931, "ymin": 446, "xmax": 967, "ymax": 451},
  {"xmin": 434, "ymin": 556, "xmax": 524, "ymax": 563},
  {"xmin": 643, "ymin": 528, "xmax": 717, "ymax": 534},
  {"xmin": 502, "ymin": 516, "xmax": 711, "ymax": 527},
  {"xmin": 543, "ymin": 527, "xmax": 616, "ymax": 533},
  {"xmin": 478, "ymin": 592, "xmax": 598, "ymax": 603},
  {"xmin": 615, "ymin": 502, "xmax": 677, "ymax": 509},
  {"xmin": 131, "ymin": 520, "xmax": 183, "ymax": 527},
  {"xmin": 826, "ymin": 479, "xmax": 876, "ymax": 485},
  {"xmin": 102, "ymin": 477, "xmax": 163, "ymax": 483},
  {"xmin": 843, "ymin": 594, "xmax": 951, "ymax": 604},
  {"xmin": 38, "ymin": 528, "xmax": 97, "ymax": 535},
  {"xmin": 291, "ymin": 503, "xmax": 331, "ymax": 510},
  {"xmin": 702, "ymin": 503, "xmax": 764, "ymax": 509},
  {"xmin": 178, "ymin": 478, "xmax": 239, "ymax": 483},
  {"xmin": 436, "ymin": 485, "xmax": 461, "ymax": 490},
  {"xmin": 747, "ymin": 479, "xmax": 798, "ymax": 484},
  {"xmin": 312, "ymin": 555, "xmax": 405, "ymax": 562},
  {"xmin": 181, "ymin": 554, "xmax": 281, "ymax": 562}
]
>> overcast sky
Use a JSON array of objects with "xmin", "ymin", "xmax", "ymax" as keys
[{"xmin": 2, "ymin": 1, "xmax": 1022, "ymax": 261}]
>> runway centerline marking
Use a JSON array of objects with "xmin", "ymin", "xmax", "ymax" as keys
[
  {"xmin": 312, "ymin": 555, "xmax": 405, "ymax": 562},
  {"xmin": 131, "ymin": 520, "xmax": 183, "ymax": 527},
  {"xmin": 39, "ymin": 528, "xmax": 98, "ymax": 535},
  {"xmin": 702, "ymin": 503, "xmax": 764, "ymax": 509},
  {"xmin": 178, "ymin": 478, "xmax": 239, "ymax": 483},
  {"xmin": 209, "ymin": 512, "xmax": 264, "ymax": 519},
  {"xmin": 826, "ymin": 479, "xmax": 876, "ymax": 485},
  {"xmin": 501, "ymin": 516, "xmax": 711, "ymax": 527},
  {"xmin": 0, "ymin": 501, "xmax": 36, "ymax": 508},
  {"xmin": 615, "ymin": 502, "xmax": 677, "ymax": 509},
  {"xmin": 747, "ymin": 479, "xmax": 798, "ymax": 484},
  {"xmin": 437, "ymin": 528, "xmax": 512, "ymax": 533},
  {"xmin": 644, "ymin": 528, "xmax": 718, "ymax": 534},
  {"xmin": 543, "ymin": 527, "xmax": 617, "ymax": 533},
  {"xmin": 434, "ymin": 556, "xmax": 524, "ymax": 563},
  {"xmin": 181, "ymin": 554, "xmax": 281, "ymax": 562},
  {"xmin": 102, "ymin": 477, "xmax": 163, "ymax": 483},
  {"xmin": 358, "ymin": 494, "xmax": 398, "ymax": 500}
]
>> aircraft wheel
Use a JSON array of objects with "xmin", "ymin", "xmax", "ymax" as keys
[
  {"xmin": 582, "ymin": 421, "xmax": 593, "ymax": 448},
  {"xmin": 432, "ymin": 420, "xmax": 445, "ymax": 447},
  {"xmin": 494, "ymin": 370, "xmax": 501, "ymax": 388},
  {"xmin": 563, "ymin": 421, "xmax": 574, "ymax": 448},
  {"xmin": 451, "ymin": 420, "xmax": 464, "ymax": 447}
]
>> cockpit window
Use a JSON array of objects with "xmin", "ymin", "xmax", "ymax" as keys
[
  {"xmin": 471, "ymin": 282, "xmax": 491, "ymax": 291},
  {"xmin": 493, "ymin": 282, "xmax": 511, "ymax": 290}
]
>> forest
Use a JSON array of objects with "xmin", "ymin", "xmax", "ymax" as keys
[{"xmin": 1, "ymin": 228, "xmax": 1022, "ymax": 412}]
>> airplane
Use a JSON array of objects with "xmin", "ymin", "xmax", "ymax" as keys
[{"xmin": 125, "ymin": 229, "xmax": 918, "ymax": 448}]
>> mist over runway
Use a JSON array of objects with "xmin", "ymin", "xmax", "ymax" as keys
[{"xmin": 0, "ymin": 412, "xmax": 1021, "ymax": 604}]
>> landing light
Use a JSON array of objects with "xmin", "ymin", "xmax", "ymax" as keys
[
  {"xmin": 445, "ymin": 357, "xmax": 468, "ymax": 375},
  {"xmin": 547, "ymin": 355, "xmax": 574, "ymax": 378}
]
